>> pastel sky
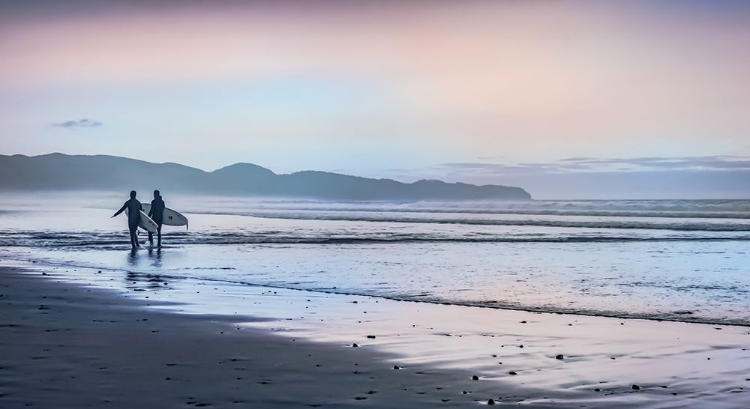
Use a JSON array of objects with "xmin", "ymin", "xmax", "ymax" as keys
[{"xmin": 1, "ymin": 0, "xmax": 749, "ymax": 198}]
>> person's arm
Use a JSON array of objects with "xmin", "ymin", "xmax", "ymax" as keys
[
  {"xmin": 147, "ymin": 201, "xmax": 153, "ymax": 217},
  {"xmin": 112, "ymin": 202, "xmax": 127, "ymax": 218}
]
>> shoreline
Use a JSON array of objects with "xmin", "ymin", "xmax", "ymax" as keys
[
  {"xmin": 7, "ymin": 256, "xmax": 750, "ymax": 328},
  {"xmin": 2, "ymin": 265, "xmax": 750, "ymax": 408},
  {"xmin": 0, "ymin": 267, "xmax": 516, "ymax": 408}
]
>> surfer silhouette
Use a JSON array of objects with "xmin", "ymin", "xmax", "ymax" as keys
[
  {"xmin": 148, "ymin": 190, "xmax": 165, "ymax": 247},
  {"xmin": 112, "ymin": 190, "xmax": 142, "ymax": 250}
]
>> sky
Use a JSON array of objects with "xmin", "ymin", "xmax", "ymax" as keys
[{"xmin": 1, "ymin": 0, "xmax": 749, "ymax": 199}]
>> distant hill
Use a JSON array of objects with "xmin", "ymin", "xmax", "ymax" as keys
[{"xmin": 0, "ymin": 153, "xmax": 532, "ymax": 200}]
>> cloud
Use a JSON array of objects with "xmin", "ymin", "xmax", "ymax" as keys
[
  {"xmin": 441, "ymin": 162, "xmax": 593, "ymax": 175},
  {"xmin": 441, "ymin": 156, "xmax": 750, "ymax": 176},
  {"xmin": 559, "ymin": 156, "xmax": 750, "ymax": 171},
  {"xmin": 51, "ymin": 118, "xmax": 103, "ymax": 128}
]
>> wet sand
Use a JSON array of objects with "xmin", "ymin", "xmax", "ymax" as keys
[{"xmin": 1, "ymin": 267, "xmax": 749, "ymax": 408}]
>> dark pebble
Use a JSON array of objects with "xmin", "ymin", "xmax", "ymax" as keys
[
  {"xmin": 632, "ymin": 384, "xmax": 640, "ymax": 390},
  {"xmin": 487, "ymin": 398, "xmax": 496, "ymax": 405},
  {"xmin": 352, "ymin": 343, "xmax": 359, "ymax": 348},
  {"xmin": 556, "ymin": 354, "xmax": 564, "ymax": 360},
  {"xmin": 508, "ymin": 371, "xmax": 517, "ymax": 375},
  {"xmin": 366, "ymin": 335, "xmax": 376, "ymax": 339},
  {"xmin": 472, "ymin": 375, "xmax": 479, "ymax": 380},
  {"xmin": 393, "ymin": 365, "xmax": 400, "ymax": 370}
]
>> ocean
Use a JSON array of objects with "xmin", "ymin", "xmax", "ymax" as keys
[{"xmin": 1, "ymin": 193, "xmax": 748, "ymax": 326}]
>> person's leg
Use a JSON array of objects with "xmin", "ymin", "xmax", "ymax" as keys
[
  {"xmin": 148, "ymin": 231, "xmax": 154, "ymax": 245},
  {"xmin": 129, "ymin": 226, "xmax": 138, "ymax": 249},
  {"xmin": 157, "ymin": 224, "xmax": 162, "ymax": 248},
  {"xmin": 128, "ymin": 220, "xmax": 139, "ymax": 248}
]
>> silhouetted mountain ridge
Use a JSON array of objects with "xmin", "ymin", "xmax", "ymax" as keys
[{"xmin": 0, "ymin": 153, "xmax": 532, "ymax": 200}]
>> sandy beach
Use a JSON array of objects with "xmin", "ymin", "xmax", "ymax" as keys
[
  {"xmin": 0, "ymin": 266, "xmax": 551, "ymax": 408},
  {"xmin": 2, "ymin": 265, "xmax": 749, "ymax": 409}
]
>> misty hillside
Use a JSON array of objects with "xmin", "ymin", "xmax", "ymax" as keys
[{"xmin": 0, "ymin": 153, "xmax": 532, "ymax": 200}]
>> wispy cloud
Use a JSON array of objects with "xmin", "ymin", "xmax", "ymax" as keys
[
  {"xmin": 441, "ymin": 162, "xmax": 593, "ymax": 175},
  {"xmin": 559, "ymin": 156, "xmax": 750, "ymax": 170},
  {"xmin": 441, "ymin": 156, "xmax": 750, "ymax": 176},
  {"xmin": 51, "ymin": 118, "xmax": 103, "ymax": 128}
]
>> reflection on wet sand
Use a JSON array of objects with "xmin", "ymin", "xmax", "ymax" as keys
[{"xmin": 125, "ymin": 249, "xmax": 170, "ymax": 291}]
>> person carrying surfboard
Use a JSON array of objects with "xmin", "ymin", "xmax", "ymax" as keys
[
  {"xmin": 148, "ymin": 190, "xmax": 165, "ymax": 247},
  {"xmin": 112, "ymin": 190, "xmax": 143, "ymax": 250}
]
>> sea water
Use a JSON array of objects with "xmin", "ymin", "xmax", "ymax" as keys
[{"xmin": 0, "ymin": 193, "xmax": 748, "ymax": 325}]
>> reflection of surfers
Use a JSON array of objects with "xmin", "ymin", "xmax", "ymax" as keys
[
  {"xmin": 148, "ymin": 190, "xmax": 165, "ymax": 247},
  {"xmin": 112, "ymin": 190, "xmax": 142, "ymax": 250}
]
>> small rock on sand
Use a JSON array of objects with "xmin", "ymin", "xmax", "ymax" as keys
[
  {"xmin": 472, "ymin": 375, "xmax": 479, "ymax": 380},
  {"xmin": 487, "ymin": 398, "xmax": 496, "ymax": 405},
  {"xmin": 556, "ymin": 354, "xmax": 564, "ymax": 360},
  {"xmin": 632, "ymin": 384, "xmax": 640, "ymax": 390}
]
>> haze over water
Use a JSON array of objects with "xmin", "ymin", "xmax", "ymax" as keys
[{"xmin": 1, "ymin": 193, "xmax": 748, "ymax": 326}]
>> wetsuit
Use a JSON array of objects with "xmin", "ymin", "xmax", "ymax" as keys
[
  {"xmin": 148, "ymin": 196, "xmax": 165, "ymax": 246},
  {"xmin": 114, "ymin": 198, "xmax": 142, "ymax": 248}
]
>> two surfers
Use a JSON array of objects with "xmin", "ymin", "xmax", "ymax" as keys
[{"xmin": 112, "ymin": 190, "xmax": 166, "ymax": 249}]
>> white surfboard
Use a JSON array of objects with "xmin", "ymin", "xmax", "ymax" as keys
[
  {"xmin": 142, "ymin": 204, "xmax": 189, "ymax": 228},
  {"xmin": 137, "ymin": 210, "xmax": 159, "ymax": 234},
  {"xmin": 124, "ymin": 207, "xmax": 159, "ymax": 233}
]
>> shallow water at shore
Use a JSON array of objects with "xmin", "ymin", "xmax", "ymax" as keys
[{"xmin": 1, "ymin": 193, "xmax": 749, "ymax": 325}]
